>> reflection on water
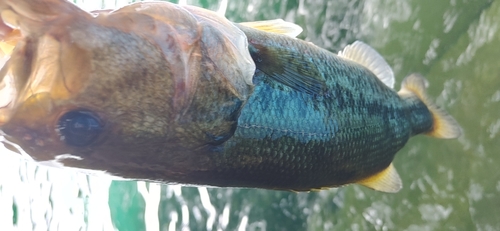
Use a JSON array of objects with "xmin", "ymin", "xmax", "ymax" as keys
[
  {"xmin": 1, "ymin": 0, "xmax": 500, "ymax": 230},
  {"xmin": 0, "ymin": 137, "xmax": 114, "ymax": 230}
]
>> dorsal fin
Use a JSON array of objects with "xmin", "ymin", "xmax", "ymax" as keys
[
  {"xmin": 338, "ymin": 41, "xmax": 395, "ymax": 89},
  {"xmin": 239, "ymin": 19, "xmax": 303, "ymax": 38},
  {"xmin": 356, "ymin": 163, "xmax": 402, "ymax": 193}
]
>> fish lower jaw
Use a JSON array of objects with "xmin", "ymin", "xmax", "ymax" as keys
[{"xmin": 36, "ymin": 156, "xmax": 124, "ymax": 180}]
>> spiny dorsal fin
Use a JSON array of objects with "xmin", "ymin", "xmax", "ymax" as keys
[
  {"xmin": 338, "ymin": 41, "xmax": 395, "ymax": 89},
  {"xmin": 357, "ymin": 163, "xmax": 402, "ymax": 193},
  {"xmin": 398, "ymin": 73, "xmax": 462, "ymax": 139},
  {"xmin": 239, "ymin": 19, "xmax": 303, "ymax": 38}
]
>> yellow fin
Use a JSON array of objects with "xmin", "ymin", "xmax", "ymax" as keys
[
  {"xmin": 0, "ymin": 28, "xmax": 21, "ymax": 57},
  {"xmin": 398, "ymin": 73, "xmax": 462, "ymax": 139},
  {"xmin": 239, "ymin": 19, "xmax": 303, "ymax": 38},
  {"xmin": 357, "ymin": 163, "xmax": 402, "ymax": 193},
  {"xmin": 0, "ymin": 42, "xmax": 13, "ymax": 57},
  {"xmin": 309, "ymin": 186, "xmax": 331, "ymax": 192},
  {"xmin": 338, "ymin": 41, "xmax": 395, "ymax": 89}
]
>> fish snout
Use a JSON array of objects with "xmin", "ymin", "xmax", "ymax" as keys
[
  {"xmin": 1, "ymin": 122, "xmax": 58, "ymax": 161},
  {"xmin": 0, "ymin": 104, "xmax": 106, "ymax": 162}
]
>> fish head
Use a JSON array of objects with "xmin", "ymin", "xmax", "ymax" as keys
[{"xmin": 0, "ymin": 0, "xmax": 255, "ymax": 177}]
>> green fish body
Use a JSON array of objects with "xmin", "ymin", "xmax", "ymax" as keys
[
  {"xmin": 193, "ymin": 25, "xmax": 459, "ymax": 192},
  {"xmin": 0, "ymin": 1, "xmax": 461, "ymax": 193}
]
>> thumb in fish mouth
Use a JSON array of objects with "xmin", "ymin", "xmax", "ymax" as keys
[
  {"xmin": 0, "ymin": 11, "xmax": 17, "ymax": 125},
  {"xmin": 0, "ymin": 45, "xmax": 17, "ymax": 125},
  {"xmin": 0, "ymin": 68, "xmax": 15, "ymax": 125}
]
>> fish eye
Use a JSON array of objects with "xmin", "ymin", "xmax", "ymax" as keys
[{"xmin": 57, "ymin": 110, "xmax": 103, "ymax": 147}]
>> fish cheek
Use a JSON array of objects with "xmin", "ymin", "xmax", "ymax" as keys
[{"xmin": 53, "ymin": 37, "xmax": 92, "ymax": 98}]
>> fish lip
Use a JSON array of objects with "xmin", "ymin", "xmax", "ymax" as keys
[
  {"xmin": 0, "ymin": 131, "xmax": 34, "ymax": 160},
  {"xmin": 0, "ymin": 124, "xmax": 56, "ymax": 161}
]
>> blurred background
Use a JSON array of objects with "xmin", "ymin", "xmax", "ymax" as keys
[{"xmin": 0, "ymin": 0, "xmax": 499, "ymax": 230}]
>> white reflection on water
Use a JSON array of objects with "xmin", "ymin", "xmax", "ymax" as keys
[
  {"xmin": 442, "ymin": 7, "xmax": 459, "ymax": 33},
  {"xmin": 198, "ymin": 187, "xmax": 216, "ymax": 231},
  {"xmin": 468, "ymin": 182, "xmax": 484, "ymax": 202},
  {"xmin": 72, "ymin": 0, "xmax": 131, "ymax": 11},
  {"xmin": 423, "ymin": 38, "xmax": 440, "ymax": 65},
  {"xmin": 219, "ymin": 203, "xmax": 230, "ymax": 229},
  {"xmin": 0, "ymin": 144, "xmax": 114, "ymax": 231},
  {"xmin": 364, "ymin": 0, "xmax": 412, "ymax": 28},
  {"xmin": 168, "ymin": 210, "xmax": 178, "ymax": 231},
  {"xmin": 181, "ymin": 203, "xmax": 190, "ymax": 229},
  {"xmin": 418, "ymin": 204, "xmax": 452, "ymax": 222},
  {"xmin": 456, "ymin": 8, "xmax": 499, "ymax": 67},
  {"xmin": 237, "ymin": 215, "xmax": 248, "ymax": 231},
  {"xmin": 137, "ymin": 182, "xmax": 161, "ymax": 231},
  {"xmin": 487, "ymin": 118, "xmax": 500, "ymax": 138},
  {"xmin": 165, "ymin": 185, "xmax": 183, "ymax": 230},
  {"xmin": 362, "ymin": 201, "xmax": 394, "ymax": 231}
]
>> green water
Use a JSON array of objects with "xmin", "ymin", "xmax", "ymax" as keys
[{"xmin": 1, "ymin": 0, "xmax": 499, "ymax": 230}]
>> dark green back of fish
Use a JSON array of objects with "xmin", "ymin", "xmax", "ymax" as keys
[{"xmin": 198, "ymin": 26, "xmax": 433, "ymax": 191}]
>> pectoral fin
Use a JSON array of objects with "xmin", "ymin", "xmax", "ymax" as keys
[
  {"xmin": 248, "ymin": 43, "xmax": 327, "ymax": 96},
  {"xmin": 357, "ymin": 163, "xmax": 402, "ymax": 193}
]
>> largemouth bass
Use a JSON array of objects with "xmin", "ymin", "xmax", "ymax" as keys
[{"xmin": 0, "ymin": 0, "xmax": 461, "ymax": 193}]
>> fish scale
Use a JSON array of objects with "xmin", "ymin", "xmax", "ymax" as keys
[
  {"xmin": 209, "ymin": 80, "xmax": 408, "ymax": 191},
  {"xmin": 188, "ymin": 26, "xmax": 426, "ymax": 191}
]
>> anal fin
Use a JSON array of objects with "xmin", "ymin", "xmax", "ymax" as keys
[{"xmin": 357, "ymin": 163, "xmax": 402, "ymax": 193}]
